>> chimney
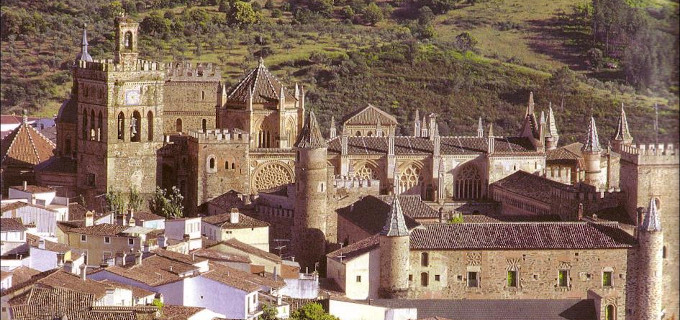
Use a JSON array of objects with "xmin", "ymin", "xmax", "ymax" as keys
[
  {"xmin": 63, "ymin": 260, "xmax": 73, "ymax": 273},
  {"xmin": 273, "ymin": 266, "xmax": 278, "ymax": 281},
  {"xmin": 80, "ymin": 264, "xmax": 87, "ymax": 280},
  {"xmin": 57, "ymin": 253, "xmax": 65, "ymax": 267},
  {"xmin": 85, "ymin": 211, "xmax": 94, "ymax": 227},
  {"xmin": 129, "ymin": 217, "xmax": 136, "ymax": 227},
  {"xmin": 230, "ymin": 208, "xmax": 239, "ymax": 224},
  {"xmin": 438, "ymin": 207, "xmax": 445, "ymax": 223},
  {"xmin": 122, "ymin": 252, "xmax": 127, "ymax": 266},
  {"xmin": 38, "ymin": 238, "xmax": 46, "ymax": 250},
  {"xmin": 23, "ymin": 181, "xmax": 27, "ymax": 191},
  {"xmin": 577, "ymin": 203, "xmax": 584, "ymax": 221}
]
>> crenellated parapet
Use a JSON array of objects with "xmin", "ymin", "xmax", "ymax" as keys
[
  {"xmin": 188, "ymin": 128, "xmax": 249, "ymax": 143},
  {"xmin": 333, "ymin": 175, "xmax": 381, "ymax": 190},
  {"xmin": 77, "ymin": 58, "xmax": 164, "ymax": 72},
  {"xmin": 165, "ymin": 62, "xmax": 221, "ymax": 81},
  {"xmin": 618, "ymin": 142, "xmax": 679, "ymax": 165}
]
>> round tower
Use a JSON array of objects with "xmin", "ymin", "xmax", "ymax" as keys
[
  {"xmin": 637, "ymin": 198, "xmax": 664, "ymax": 320},
  {"xmin": 582, "ymin": 117, "xmax": 602, "ymax": 188},
  {"xmin": 379, "ymin": 176, "xmax": 410, "ymax": 298},
  {"xmin": 293, "ymin": 111, "xmax": 328, "ymax": 271}
]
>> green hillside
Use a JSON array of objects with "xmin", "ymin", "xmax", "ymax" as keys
[{"xmin": 1, "ymin": 0, "xmax": 677, "ymax": 143}]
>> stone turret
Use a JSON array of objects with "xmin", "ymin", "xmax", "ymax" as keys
[
  {"xmin": 637, "ymin": 197, "xmax": 663, "ymax": 320},
  {"xmin": 379, "ymin": 173, "xmax": 410, "ymax": 298},
  {"xmin": 329, "ymin": 116, "xmax": 337, "ymax": 139},
  {"xmin": 611, "ymin": 103, "xmax": 633, "ymax": 152},
  {"xmin": 293, "ymin": 111, "xmax": 329, "ymax": 271},
  {"xmin": 114, "ymin": 15, "xmax": 139, "ymax": 67},
  {"xmin": 582, "ymin": 117, "xmax": 602, "ymax": 189},
  {"xmin": 544, "ymin": 104, "xmax": 559, "ymax": 150}
]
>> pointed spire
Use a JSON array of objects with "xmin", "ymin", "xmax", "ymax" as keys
[
  {"xmin": 526, "ymin": 91, "xmax": 535, "ymax": 117},
  {"xmin": 247, "ymin": 85, "xmax": 253, "ymax": 111},
  {"xmin": 488, "ymin": 123, "xmax": 494, "ymax": 137},
  {"xmin": 76, "ymin": 24, "xmax": 93, "ymax": 62},
  {"xmin": 414, "ymin": 109, "xmax": 420, "ymax": 121},
  {"xmin": 22, "ymin": 109, "xmax": 28, "ymax": 124},
  {"xmin": 381, "ymin": 193, "xmax": 409, "ymax": 237},
  {"xmin": 641, "ymin": 198, "xmax": 662, "ymax": 231},
  {"xmin": 546, "ymin": 103, "xmax": 559, "ymax": 138},
  {"xmin": 279, "ymin": 86, "xmax": 286, "ymax": 110},
  {"xmin": 294, "ymin": 83, "xmax": 300, "ymax": 99},
  {"xmin": 295, "ymin": 111, "xmax": 327, "ymax": 149},
  {"xmin": 477, "ymin": 117, "xmax": 483, "ymax": 137},
  {"xmin": 258, "ymin": 56, "xmax": 265, "ymax": 67},
  {"xmin": 413, "ymin": 109, "xmax": 421, "ymax": 137},
  {"xmin": 582, "ymin": 117, "xmax": 602, "ymax": 153},
  {"xmin": 613, "ymin": 103, "xmax": 633, "ymax": 142},
  {"xmin": 539, "ymin": 111, "xmax": 545, "ymax": 125}
]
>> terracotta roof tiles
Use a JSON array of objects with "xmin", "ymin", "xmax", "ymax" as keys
[
  {"xmin": 491, "ymin": 170, "xmax": 577, "ymax": 204},
  {"xmin": 227, "ymin": 58, "xmax": 295, "ymax": 105},
  {"xmin": 215, "ymin": 238, "xmax": 282, "ymax": 263},
  {"xmin": 1, "ymin": 217, "xmax": 27, "ymax": 232},
  {"xmin": 203, "ymin": 212, "xmax": 269, "ymax": 229},
  {"xmin": 409, "ymin": 222, "xmax": 635, "ymax": 250},
  {"xmin": 342, "ymin": 104, "xmax": 398, "ymax": 126},
  {"xmin": 327, "ymin": 136, "xmax": 537, "ymax": 155},
  {"xmin": 1, "ymin": 121, "xmax": 55, "ymax": 168}
]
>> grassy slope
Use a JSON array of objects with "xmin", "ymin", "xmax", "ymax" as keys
[{"xmin": 1, "ymin": 0, "xmax": 677, "ymax": 142}]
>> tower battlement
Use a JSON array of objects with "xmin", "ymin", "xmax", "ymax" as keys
[
  {"xmin": 165, "ymin": 62, "xmax": 221, "ymax": 81},
  {"xmin": 618, "ymin": 142, "xmax": 679, "ymax": 165},
  {"xmin": 333, "ymin": 175, "xmax": 381, "ymax": 190},
  {"xmin": 188, "ymin": 129, "xmax": 249, "ymax": 143},
  {"xmin": 77, "ymin": 58, "xmax": 163, "ymax": 72}
]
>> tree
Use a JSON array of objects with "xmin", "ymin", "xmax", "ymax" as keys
[
  {"xmin": 454, "ymin": 32, "xmax": 477, "ymax": 52},
  {"xmin": 586, "ymin": 47, "xmax": 603, "ymax": 71},
  {"xmin": 148, "ymin": 186, "xmax": 184, "ymax": 219},
  {"xmin": 264, "ymin": 0, "xmax": 275, "ymax": 9},
  {"xmin": 259, "ymin": 303, "xmax": 278, "ymax": 320},
  {"xmin": 128, "ymin": 187, "xmax": 144, "ymax": 211},
  {"xmin": 105, "ymin": 191, "xmax": 127, "ymax": 214},
  {"xmin": 309, "ymin": 0, "xmax": 334, "ymax": 17},
  {"xmin": 623, "ymin": 26, "xmax": 676, "ymax": 90},
  {"xmin": 550, "ymin": 66, "xmax": 579, "ymax": 102},
  {"xmin": 363, "ymin": 3, "xmax": 383, "ymax": 26},
  {"xmin": 341, "ymin": 6, "xmax": 355, "ymax": 20},
  {"xmin": 417, "ymin": 6, "xmax": 434, "ymax": 25},
  {"xmin": 290, "ymin": 303, "xmax": 339, "ymax": 320},
  {"xmin": 140, "ymin": 12, "xmax": 171, "ymax": 37},
  {"xmin": 227, "ymin": 1, "xmax": 260, "ymax": 27}
]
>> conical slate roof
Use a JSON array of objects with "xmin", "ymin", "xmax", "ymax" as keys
[
  {"xmin": 227, "ymin": 58, "xmax": 295, "ymax": 105},
  {"xmin": 581, "ymin": 117, "xmax": 601, "ymax": 153},
  {"xmin": 295, "ymin": 111, "xmax": 327, "ymax": 149},
  {"xmin": 641, "ymin": 198, "xmax": 662, "ymax": 231},
  {"xmin": 380, "ymin": 195, "xmax": 409, "ymax": 237},
  {"xmin": 1, "ymin": 118, "xmax": 56, "ymax": 168},
  {"xmin": 612, "ymin": 104, "xmax": 633, "ymax": 142},
  {"xmin": 75, "ymin": 28, "xmax": 92, "ymax": 63}
]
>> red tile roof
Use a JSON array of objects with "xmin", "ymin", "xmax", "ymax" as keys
[
  {"xmin": 8, "ymin": 185, "xmax": 55, "ymax": 193},
  {"xmin": 213, "ymin": 238, "xmax": 281, "ymax": 263},
  {"xmin": 490, "ymin": 170, "xmax": 577, "ymax": 203},
  {"xmin": 327, "ymin": 234, "xmax": 380, "ymax": 262},
  {"xmin": 1, "ymin": 121, "xmax": 55, "ymax": 168},
  {"xmin": 7, "ymin": 266, "xmax": 41, "ymax": 288},
  {"xmin": 227, "ymin": 59, "xmax": 295, "ymax": 105},
  {"xmin": 327, "ymin": 136, "xmax": 538, "ymax": 155},
  {"xmin": 26, "ymin": 233, "xmax": 71, "ymax": 253},
  {"xmin": 67, "ymin": 223, "xmax": 131, "ymax": 236},
  {"xmin": 193, "ymin": 248, "xmax": 252, "ymax": 263},
  {"xmin": 102, "ymin": 255, "xmax": 198, "ymax": 287},
  {"xmin": 202, "ymin": 212, "xmax": 269, "ymax": 229},
  {"xmin": 98, "ymin": 279, "xmax": 155, "ymax": 299},
  {"xmin": 159, "ymin": 305, "xmax": 205, "ymax": 320},
  {"xmin": 409, "ymin": 222, "xmax": 636, "ymax": 250},
  {"xmin": 342, "ymin": 104, "xmax": 398, "ymax": 126},
  {"xmin": 201, "ymin": 263, "xmax": 263, "ymax": 292},
  {"xmin": 1, "ymin": 217, "xmax": 26, "ymax": 232}
]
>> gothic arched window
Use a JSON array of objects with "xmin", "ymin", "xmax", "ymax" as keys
[
  {"xmin": 124, "ymin": 31, "xmax": 133, "ymax": 50},
  {"xmin": 176, "ymin": 118, "xmax": 182, "ymax": 133},
  {"xmin": 399, "ymin": 163, "xmax": 423, "ymax": 193},
  {"xmin": 131, "ymin": 111, "xmax": 141, "ymax": 142},
  {"xmin": 82, "ymin": 109, "xmax": 88, "ymax": 140},
  {"xmin": 455, "ymin": 164, "xmax": 482, "ymax": 200},
  {"xmin": 97, "ymin": 111, "xmax": 103, "ymax": 141},
  {"xmin": 355, "ymin": 163, "xmax": 378, "ymax": 180},
  {"xmin": 90, "ymin": 110, "xmax": 95, "ymax": 140},
  {"xmin": 202, "ymin": 119, "xmax": 207, "ymax": 132}
]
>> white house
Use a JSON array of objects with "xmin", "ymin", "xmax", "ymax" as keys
[
  {"xmin": 0, "ymin": 218, "xmax": 27, "ymax": 256},
  {"xmin": 164, "ymin": 217, "xmax": 202, "ymax": 251},
  {"xmin": 0, "ymin": 271, "xmax": 12, "ymax": 290},
  {"xmin": 7, "ymin": 184, "xmax": 69, "ymax": 219},
  {"xmin": 201, "ymin": 208, "xmax": 270, "ymax": 251},
  {"xmin": 88, "ymin": 249, "xmax": 289, "ymax": 319},
  {"xmin": 326, "ymin": 235, "xmax": 381, "ymax": 300}
]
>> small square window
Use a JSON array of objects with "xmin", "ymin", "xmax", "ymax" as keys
[
  {"xmin": 81, "ymin": 234, "xmax": 87, "ymax": 242},
  {"xmin": 467, "ymin": 272, "xmax": 479, "ymax": 287},
  {"xmin": 408, "ymin": 274, "xmax": 413, "ymax": 281},
  {"xmin": 356, "ymin": 275, "xmax": 361, "ymax": 283},
  {"xmin": 128, "ymin": 238, "xmax": 134, "ymax": 245},
  {"xmin": 434, "ymin": 275, "xmax": 440, "ymax": 281},
  {"xmin": 457, "ymin": 275, "xmax": 462, "ymax": 281},
  {"xmin": 104, "ymin": 237, "xmax": 111, "ymax": 244},
  {"xmin": 603, "ymin": 271, "xmax": 613, "ymax": 287}
]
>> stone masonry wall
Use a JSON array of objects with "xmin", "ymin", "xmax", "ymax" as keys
[{"xmin": 407, "ymin": 248, "xmax": 630, "ymax": 320}]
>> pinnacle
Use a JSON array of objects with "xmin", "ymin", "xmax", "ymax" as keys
[
  {"xmin": 641, "ymin": 197, "xmax": 662, "ymax": 232},
  {"xmin": 613, "ymin": 103, "xmax": 633, "ymax": 142},
  {"xmin": 294, "ymin": 110, "xmax": 327, "ymax": 149},
  {"xmin": 582, "ymin": 116, "xmax": 601, "ymax": 153}
]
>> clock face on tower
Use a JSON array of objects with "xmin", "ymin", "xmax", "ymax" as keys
[{"xmin": 125, "ymin": 89, "xmax": 140, "ymax": 105}]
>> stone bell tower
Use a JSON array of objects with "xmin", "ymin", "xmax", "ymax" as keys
[
  {"xmin": 378, "ymin": 173, "xmax": 410, "ymax": 298},
  {"xmin": 114, "ymin": 15, "xmax": 139, "ymax": 67}
]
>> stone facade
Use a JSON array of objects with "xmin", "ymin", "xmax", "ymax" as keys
[{"xmin": 163, "ymin": 62, "xmax": 221, "ymax": 135}]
